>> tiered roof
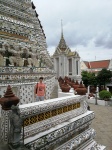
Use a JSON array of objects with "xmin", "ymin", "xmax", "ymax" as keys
[
  {"xmin": 53, "ymin": 27, "xmax": 80, "ymax": 58},
  {"xmin": 58, "ymin": 32, "xmax": 68, "ymax": 51}
]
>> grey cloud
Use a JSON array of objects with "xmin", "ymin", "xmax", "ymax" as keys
[
  {"xmin": 95, "ymin": 32, "xmax": 112, "ymax": 49},
  {"xmin": 33, "ymin": 0, "xmax": 112, "ymax": 60}
]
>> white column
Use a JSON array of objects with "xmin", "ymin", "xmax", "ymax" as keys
[
  {"xmin": 59, "ymin": 56, "xmax": 61, "ymax": 77},
  {"xmin": 64, "ymin": 57, "xmax": 68, "ymax": 77},
  {"xmin": 78, "ymin": 60, "xmax": 81, "ymax": 75},
  {"xmin": 96, "ymin": 86, "xmax": 99, "ymax": 97},
  {"xmin": 61, "ymin": 55, "xmax": 64, "ymax": 77},
  {"xmin": 74, "ymin": 59, "xmax": 76, "ymax": 76},
  {"xmin": 88, "ymin": 86, "xmax": 90, "ymax": 94},
  {"xmin": 72, "ymin": 58, "xmax": 76, "ymax": 77}
]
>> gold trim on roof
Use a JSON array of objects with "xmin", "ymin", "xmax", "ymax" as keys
[{"xmin": 67, "ymin": 52, "xmax": 76, "ymax": 56}]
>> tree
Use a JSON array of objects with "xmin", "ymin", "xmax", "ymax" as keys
[
  {"xmin": 81, "ymin": 71, "xmax": 89, "ymax": 87},
  {"xmin": 81, "ymin": 71, "xmax": 97, "ymax": 87},
  {"xmin": 88, "ymin": 75, "xmax": 97, "ymax": 87},
  {"xmin": 97, "ymin": 68, "xmax": 112, "ymax": 89}
]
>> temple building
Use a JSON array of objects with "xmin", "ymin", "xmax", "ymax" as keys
[{"xmin": 53, "ymin": 27, "xmax": 81, "ymax": 80}]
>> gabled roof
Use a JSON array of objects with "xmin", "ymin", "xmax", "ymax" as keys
[{"xmin": 84, "ymin": 60, "xmax": 110, "ymax": 69}]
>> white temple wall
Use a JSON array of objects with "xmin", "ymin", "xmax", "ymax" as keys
[
  {"xmin": 72, "ymin": 57, "xmax": 76, "ymax": 76},
  {"xmin": 55, "ymin": 55, "xmax": 69, "ymax": 78},
  {"xmin": 53, "ymin": 55, "xmax": 81, "ymax": 80}
]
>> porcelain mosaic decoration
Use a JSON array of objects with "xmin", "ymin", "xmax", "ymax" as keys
[
  {"xmin": 0, "ymin": 0, "xmax": 53, "ymax": 68},
  {"xmin": 0, "ymin": 0, "xmax": 106, "ymax": 149},
  {"xmin": 0, "ymin": 76, "xmax": 56, "ymax": 102},
  {"xmin": 18, "ymin": 95, "xmax": 105, "ymax": 150}
]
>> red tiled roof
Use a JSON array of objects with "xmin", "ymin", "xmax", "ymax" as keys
[{"xmin": 84, "ymin": 60, "xmax": 110, "ymax": 69}]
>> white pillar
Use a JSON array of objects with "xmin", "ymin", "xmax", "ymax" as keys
[
  {"xmin": 64, "ymin": 56, "xmax": 68, "ymax": 77},
  {"xmin": 61, "ymin": 55, "xmax": 64, "ymax": 77},
  {"xmin": 74, "ymin": 59, "xmax": 76, "ymax": 76},
  {"xmin": 59, "ymin": 56, "xmax": 61, "ymax": 77},
  {"xmin": 96, "ymin": 86, "xmax": 99, "ymax": 97},
  {"xmin": 88, "ymin": 86, "xmax": 90, "ymax": 94},
  {"xmin": 78, "ymin": 60, "xmax": 81, "ymax": 75},
  {"xmin": 72, "ymin": 58, "xmax": 74, "ymax": 77}
]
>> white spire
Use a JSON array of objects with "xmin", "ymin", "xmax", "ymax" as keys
[{"xmin": 61, "ymin": 19, "xmax": 63, "ymax": 38}]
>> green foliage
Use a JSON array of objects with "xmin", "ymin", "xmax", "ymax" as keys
[
  {"xmin": 81, "ymin": 71, "xmax": 97, "ymax": 87},
  {"xmin": 81, "ymin": 69, "xmax": 112, "ymax": 89},
  {"xmin": 97, "ymin": 68, "xmax": 112, "ymax": 88},
  {"xmin": 99, "ymin": 90, "xmax": 111, "ymax": 100}
]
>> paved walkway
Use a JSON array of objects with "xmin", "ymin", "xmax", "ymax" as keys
[{"xmin": 90, "ymin": 104, "xmax": 112, "ymax": 150}]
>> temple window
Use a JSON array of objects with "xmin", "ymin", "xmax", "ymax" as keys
[
  {"xmin": 76, "ymin": 60, "xmax": 78, "ymax": 75},
  {"xmin": 68, "ymin": 58, "xmax": 72, "ymax": 75}
]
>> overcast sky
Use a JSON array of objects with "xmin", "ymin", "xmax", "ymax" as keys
[{"xmin": 32, "ymin": 0, "xmax": 112, "ymax": 61}]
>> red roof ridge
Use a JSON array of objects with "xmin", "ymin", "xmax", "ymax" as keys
[{"xmin": 83, "ymin": 59, "xmax": 110, "ymax": 63}]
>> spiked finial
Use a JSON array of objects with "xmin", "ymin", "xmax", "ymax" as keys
[{"xmin": 61, "ymin": 19, "xmax": 63, "ymax": 38}]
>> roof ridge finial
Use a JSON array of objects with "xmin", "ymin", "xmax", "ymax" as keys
[{"xmin": 61, "ymin": 19, "xmax": 63, "ymax": 38}]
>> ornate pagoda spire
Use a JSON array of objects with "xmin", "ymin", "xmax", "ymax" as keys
[
  {"xmin": 58, "ymin": 20, "xmax": 67, "ymax": 51},
  {"xmin": 61, "ymin": 19, "xmax": 64, "ymax": 38}
]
